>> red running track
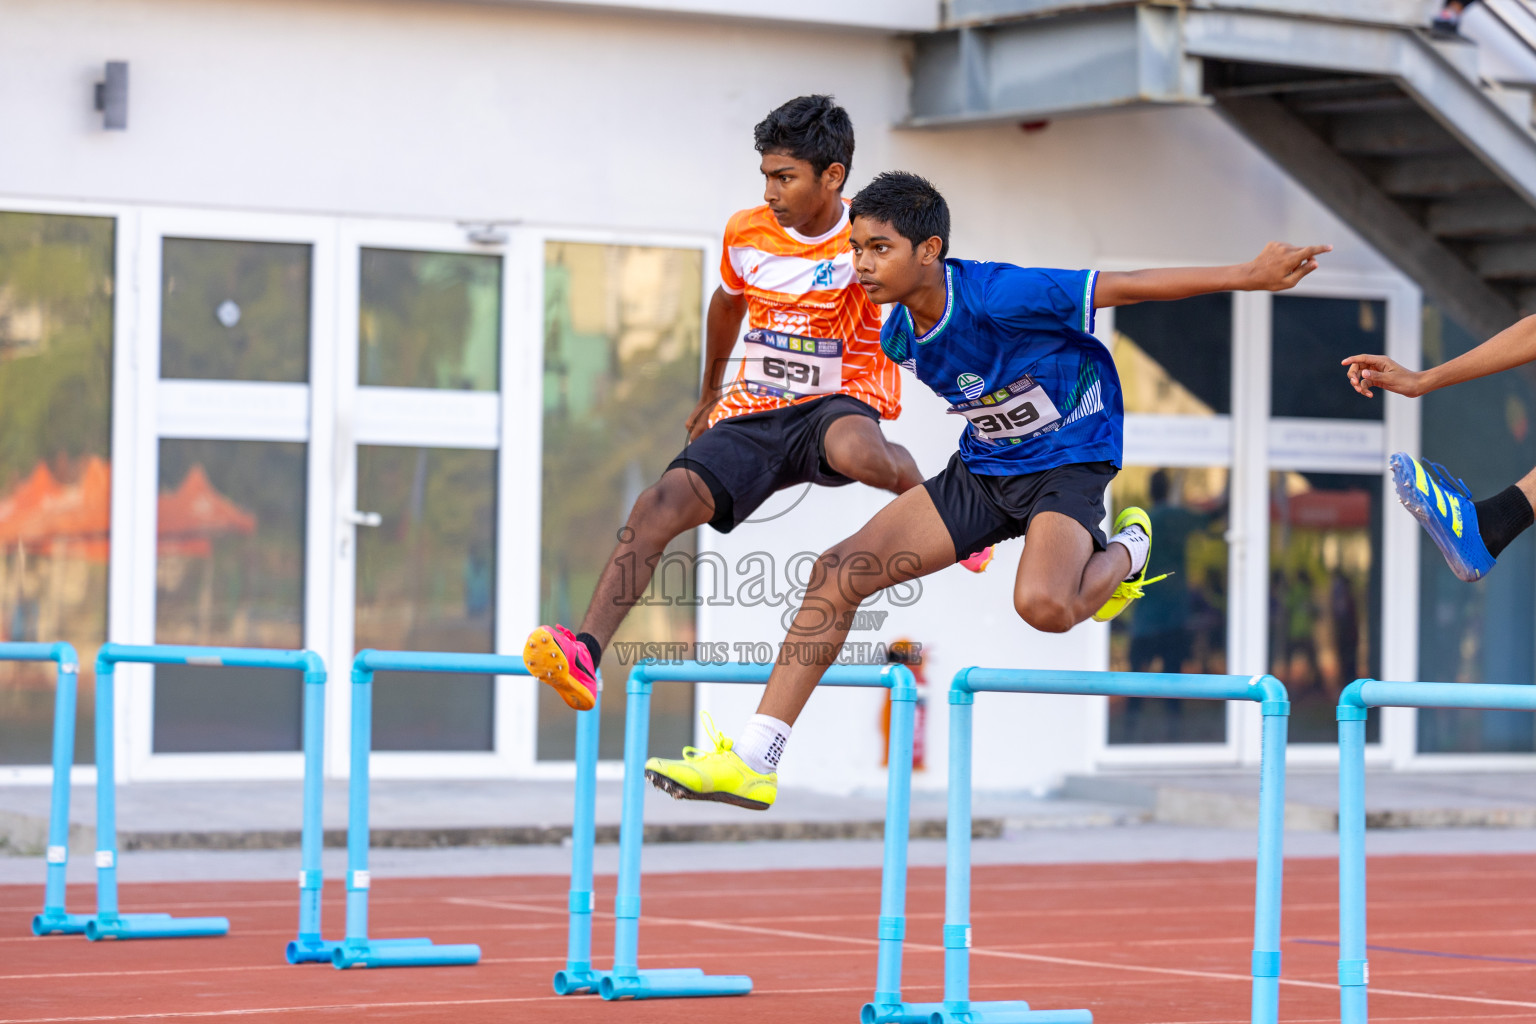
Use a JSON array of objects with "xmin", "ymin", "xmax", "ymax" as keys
[{"xmin": 6, "ymin": 854, "xmax": 1536, "ymax": 1023}]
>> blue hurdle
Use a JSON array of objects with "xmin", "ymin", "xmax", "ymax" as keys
[
  {"xmin": 862, "ymin": 669, "xmax": 1291, "ymax": 1024},
  {"xmin": 1336, "ymin": 679, "xmax": 1536, "ymax": 1023},
  {"xmin": 3, "ymin": 642, "xmax": 84, "ymax": 936},
  {"xmin": 87, "ymin": 644, "xmax": 325, "ymax": 943},
  {"xmin": 322, "ymin": 649, "xmax": 540, "ymax": 968},
  {"xmin": 550, "ymin": 658, "xmax": 918, "ymax": 1002}
]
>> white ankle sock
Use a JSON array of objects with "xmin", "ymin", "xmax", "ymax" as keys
[
  {"xmin": 1109, "ymin": 523, "xmax": 1150, "ymax": 581},
  {"xmin": 734, "ymin": 714, "xmax": 792, "ymax": 774}
]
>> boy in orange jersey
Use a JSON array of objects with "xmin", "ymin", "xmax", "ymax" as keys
[{"xmin": 525, "ymin": 96, "xmax": 991, "ymax": 736}]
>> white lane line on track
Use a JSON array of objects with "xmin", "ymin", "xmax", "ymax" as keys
[{"xmin": 445, "ymin": 895, "xmax": 1536, "ymax": 1012}]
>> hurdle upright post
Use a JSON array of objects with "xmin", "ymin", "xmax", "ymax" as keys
[
  {"xmin": 1, "ymin": 642, "xmax": 85, "ymax": 937},
  {"xmin": 1336, "ymin": 685, "xmax": 1370, "ymax": 1024},
  {"xmin": 1251, "ymin": 686, "xmax": 1290, "ymax": 1024},
  {"xmin": 553, "ymin": 680, "xmax": 603, "ymax": 993}
]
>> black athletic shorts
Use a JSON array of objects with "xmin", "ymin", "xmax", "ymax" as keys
[
  {"xmin": 667, "ymin": 394, "xmax": 881, "ymax": 533},
  {"xmin": 923, "ymin": 452, "xmax": 1116, "ymax": 558}
]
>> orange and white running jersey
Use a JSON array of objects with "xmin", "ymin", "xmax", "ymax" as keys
[{"xmin": 708, "ymin": 202, "xmax": 900, "ymax": 428}]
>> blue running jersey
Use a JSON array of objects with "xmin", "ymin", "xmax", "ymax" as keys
[{"xmin": 880, "ymin": 259, "xmax": 1122, "ymax": 476}]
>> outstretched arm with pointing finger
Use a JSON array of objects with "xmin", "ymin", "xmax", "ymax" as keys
[{"xmin": 1342, "ymin": 314, "xmax": 1536, "ymax": 399}]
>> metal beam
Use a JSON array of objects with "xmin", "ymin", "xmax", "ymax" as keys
[
  {"xmin": 1375, "ymin": 153, "xmax": 1507, "ymax": 196},
  {"xmin": 1327, "ymin": 111, "xmax": 1463, "ymax": 156},
  {"xmin": 1471, "ymin": 239, "xmax": 1536, "ymax": 280},
  {"xmin": 906, "ymin": 5, "xmax": 1203, "ymax": 127},
  {"xmin": 1215, "ymin": 93, "xmax": 1519, "ymax": 340},
  {"xmin": 1426, "ymin": 195, "xmax": 1536, "ymax": 238}
]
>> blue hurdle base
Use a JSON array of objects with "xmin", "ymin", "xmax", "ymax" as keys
[
  {"xmin": 865, "ymin": 1000, "xmax": 1032, "ymax": 1024},
  {"xmin": 286, "ymin": 936, "xmax": 342, "ymax": 964},
  {"xmin": 31, "ymin": 911, "xmax": 101, "ymax": 936},
  {"xmin": 551, "ymin": 964, "xmax": 601, "ymax": 995},
  {"xmin": 332, "ymin": 937, "xmax": 481, "ymax": 968},
  {"xmin": 595, "ymin": 967, "xmax": 753, "ymax": 1000},
  {"xmin": 84, "ymin": 913, "xmax": 230, "ymax": 940},
  {"xmin": 864, "ymin": 1000, "xmax": 1093, "ymax": 1024}
]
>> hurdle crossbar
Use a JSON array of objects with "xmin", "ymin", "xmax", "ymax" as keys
[
  {"xmin": 1336, "ymin": 679, "xmax": 1536, "ymax": 1024},
  {"xmin": 85, "ymin": 644, "xmax": 329, "ymax": 943},
  {"xmin": 3, "ymin": 642, "xmax": 84, "ymax": 937},
  {"xmin": 324, "ymin": 650, "xmax": 543, "ymax": 969},
  {"xmin": 557, "ymin": 658, "xmax": 916, "ymax": 1002},
  {"xmin": 864, "ymin": 668, "xmax": 1290, "ymax": 1024}
]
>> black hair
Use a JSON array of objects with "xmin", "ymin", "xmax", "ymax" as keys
[
  {"xmin": 754, "ymin": 95, "xmax": 854, "ymax": 189},
  {"xmin": 849, "ymin": 171, "xmax": 950, "ymax": 258}
]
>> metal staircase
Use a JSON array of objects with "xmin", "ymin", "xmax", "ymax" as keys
[{"xmin": 908, "ymin": 0, "xmax": 1536, "ymax": 337}]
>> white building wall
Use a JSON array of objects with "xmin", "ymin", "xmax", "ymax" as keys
[{"xmin": 2, "ymin": 0, "xmax": 1408, "ymax": 792}]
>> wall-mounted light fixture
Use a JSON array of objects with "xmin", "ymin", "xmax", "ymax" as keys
[
  {"xmin": 458, "ymin": 221, "xmax": 518, "ymax": 245},
  {"xmin": 95, "ymin": 62, "xmax": 128, "ymax": 130}
]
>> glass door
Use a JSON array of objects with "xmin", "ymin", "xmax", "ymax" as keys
[
  {"xmin": 125, "ymin": 208, "xmax": 337, "ymax": 780},
  {"xmin": 332, "ymin": 220, "xmax": 530, "ymax": 777}
]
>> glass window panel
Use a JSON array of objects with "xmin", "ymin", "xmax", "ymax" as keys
[
  {"xmin": 1416, "ymin": 304, "xmax": 1536, "ymax": 753},
  {"xmin": 1108, "ymin": 467, "xmax": 1230, "ymax": 743},
  {"xmin": 359, "ymin": 249, "xmax": 500, "ymax": 391},
  {"xmin": 160, "ymin": 238, "xmax": 310, "ymax": 382},
  {"xmin": 1113, "ymin": 294, "xmax": 1232, "ymax": 415},
  {"xmin": 153, "ymin": 440, "xmax": 306, "ymax": 752},
  {"xmin": 1268, "ymin": 470, "xmax": 1382, "ymax": 743},
  {"xmin": 538, "ymin": 242, "xmax": 703, "ymax": 761},
  {"xmin": 1270, "ymin": 296, "xmax": 1385, "ymax": 421},
  {"xmin": 0, "ymin": 211, "xmax": 114, "ymax": 765},
  {"xmin": 355, "ymin": 446, "xmax": 496, "ymax": 752}
]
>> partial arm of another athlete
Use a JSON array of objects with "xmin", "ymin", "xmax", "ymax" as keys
[{"xmin": 1343, "ymin": 314, "xmax": 1536, "ymax": 399}]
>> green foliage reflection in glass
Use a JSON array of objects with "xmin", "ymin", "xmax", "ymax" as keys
[
  {"xmin": 0, "ymin": 211, "xmax": 114, "ymax": 763},
  {"xmin": 160, "ymin": 238, "xmax": 311, "ymax": 382},
  {"xmin": 538, "ymin": 242, "xmax": 702, "ymax": 760},
  {"xmin": 359, "ymin": 249, "xmax": 500, "ymax": 390}
]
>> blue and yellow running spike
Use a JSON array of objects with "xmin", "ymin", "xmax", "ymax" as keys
[{"xmin": 1390, "ymin": 452, "xmax": 1495, "ymax": 583}]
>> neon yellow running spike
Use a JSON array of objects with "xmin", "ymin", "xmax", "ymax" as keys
[
  {"xmin": 644, "ymin": 712, "xmax": 777, "ymax": 811},
  {"xmin": 1093, "ymin": 506, "xmax": 1172, "ymax": 623}
]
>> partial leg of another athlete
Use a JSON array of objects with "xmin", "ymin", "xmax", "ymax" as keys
[
  {"xmin": 823, "ymin": 412, "xmax": 994, "ymax": 572},
  {"xmin": 644, "ymin": 484, "xmax": 957, "ymax": 809},
  {"xmin": 524, "ymin": 466, "xmax": 713, "ymax": 710},
  {"xmin": 1388, "ymin": 452, "xmax": 1536, "ymax": 582},
  {"xmin": 821, "ymin": 413, "xmax": 923, "ymax": 494}
]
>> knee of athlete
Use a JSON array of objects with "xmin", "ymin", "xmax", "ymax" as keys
[
  {"xmin": 1014, "ymin": 588, "xmax": 1074, "ymax": 633},
  {"xmin": 630, "ymin": 481, "xmax": 697, "ymax": 540}
]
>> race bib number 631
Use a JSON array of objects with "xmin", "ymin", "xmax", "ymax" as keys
[{"xmin": 742, "ymin": 329, "xmax": 843, "ymax": 398}]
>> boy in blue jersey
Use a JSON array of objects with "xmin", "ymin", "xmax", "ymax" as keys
[{"xmin": 646, "ymin": 171, "xmax": 1329, "ymax": 810}]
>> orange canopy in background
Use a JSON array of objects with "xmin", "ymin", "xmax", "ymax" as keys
[
  {"xmin": 1271, "ymin": 488, "xmax": 1371, "ymax": 531},
  {"xmin": 0, "ymin": 459, "xmax": 256, "ymax": 562}
]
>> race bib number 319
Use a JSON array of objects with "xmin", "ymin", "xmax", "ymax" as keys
[
  {"xmin": 947, "ymin": 374, "xmax": 1062, "ymax": 445},
  {"xmin": 742, "ymin": 329, "xmax": 842, "ymax": 398}
]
